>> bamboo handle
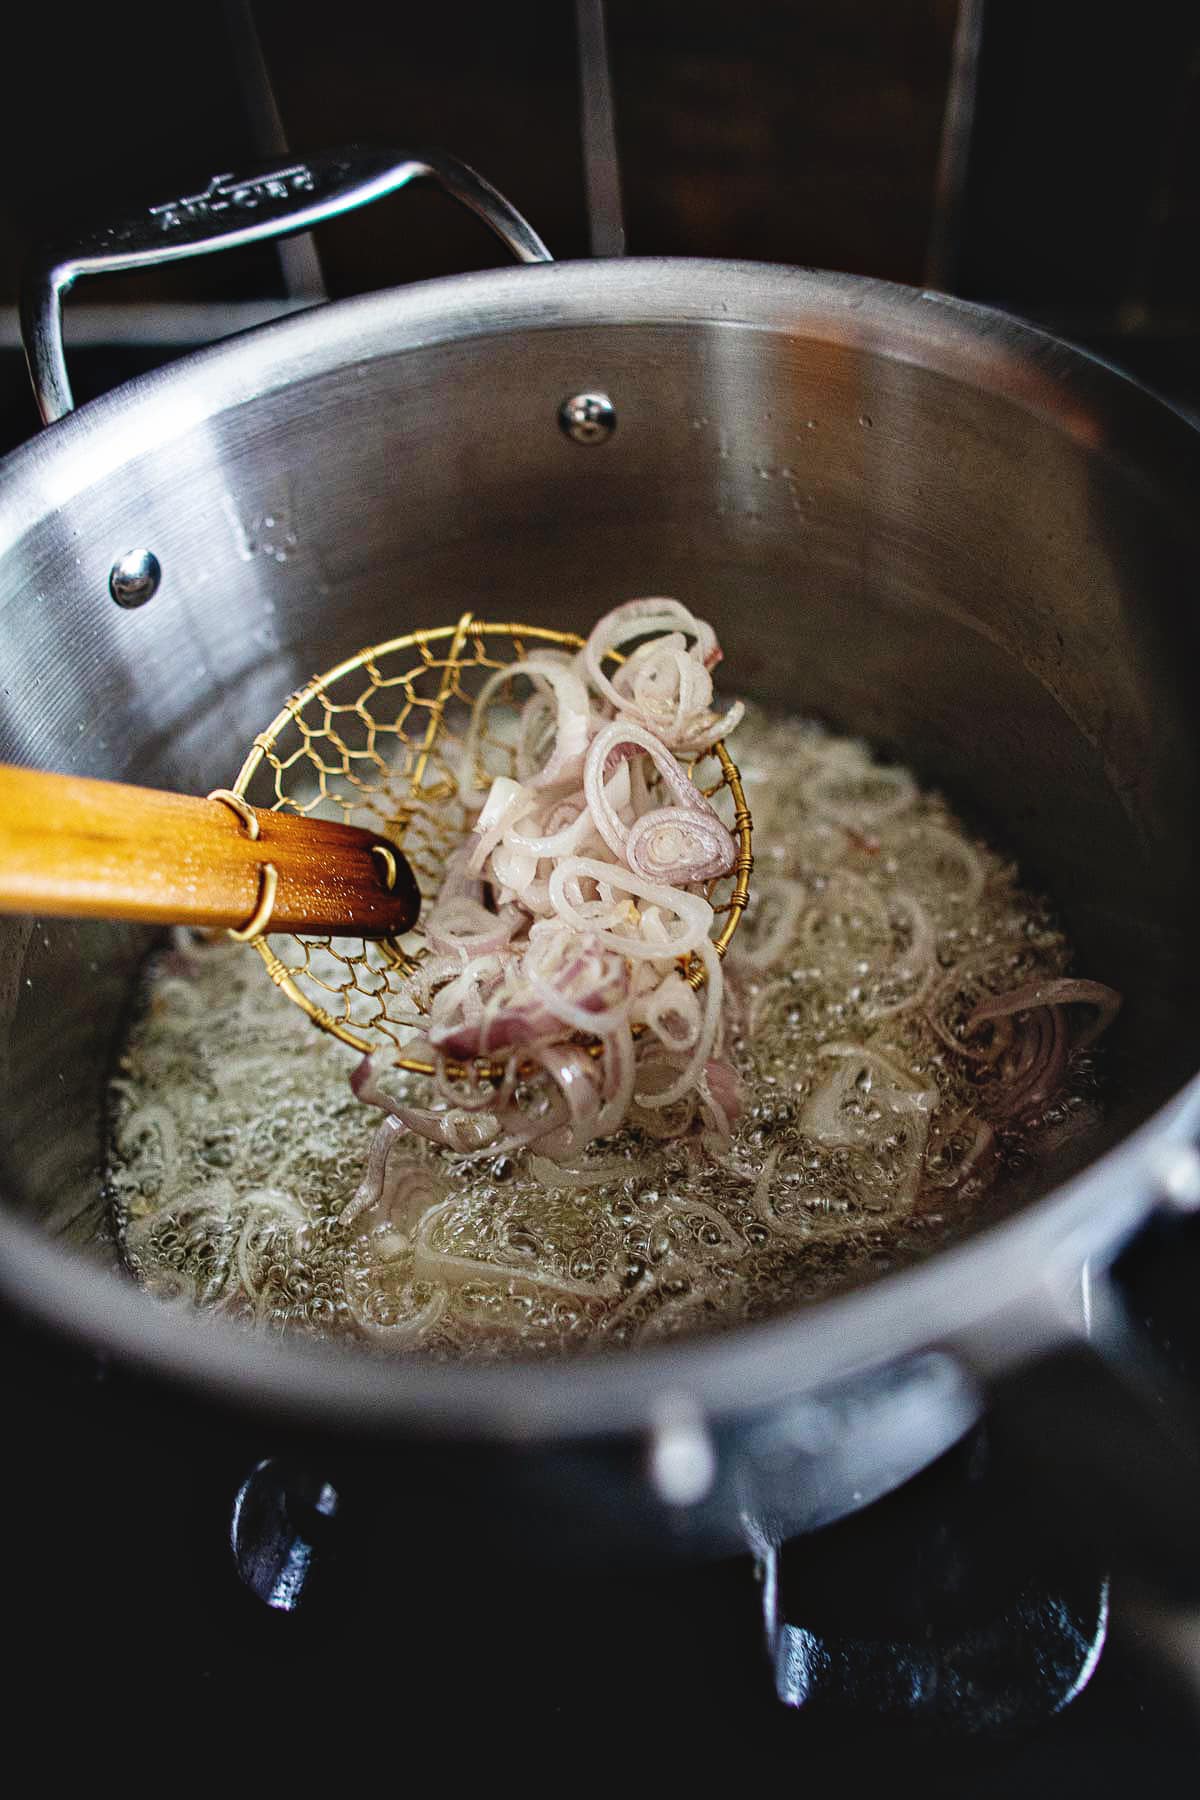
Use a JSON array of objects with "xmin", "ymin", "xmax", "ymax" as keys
[{"xmin": 0, "ymin": 765, "xmax": 421, "ymax": 937}]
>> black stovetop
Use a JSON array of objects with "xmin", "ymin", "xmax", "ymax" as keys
[{"xmin": 4, "ymin": 1221, "xmax": 1199, "ymax": 1781}]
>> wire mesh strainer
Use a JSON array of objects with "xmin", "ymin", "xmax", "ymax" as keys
[{"xmin": 229, "ymin": 613, "xmax": 753, "ymax": 1076}]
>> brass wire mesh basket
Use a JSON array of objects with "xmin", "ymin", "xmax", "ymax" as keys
[{"xmin": 229, "ymin": 614, "xmax": 753, "ymax": 1076}]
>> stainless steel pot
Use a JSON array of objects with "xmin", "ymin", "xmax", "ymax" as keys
[{"xmin": 2, "ymin": 147, "xmax": 1199, "ymax": 1564}]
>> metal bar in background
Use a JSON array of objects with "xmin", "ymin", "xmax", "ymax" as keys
[
  {"xmin": 223, "ymin": 0, "xmax": 327, "ymax": 301},
  {"xmin": 924, "ymin": 0, "xmax": 986, "ymax": 292},
  {"xmin": 1117, "ymin": 30, "xmax": 1200, "ymax": 332},
  {"xmin": 575, "ymin": 0, "xmax": 627, "ymax": 257}
]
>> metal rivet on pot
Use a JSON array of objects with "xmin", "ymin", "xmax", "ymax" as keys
[
  {"xmin": 559, "ymin": 391, "xmax": 617, "ymax": 445},
  {"xmin": 109, "ymin": 548, "xmax": 162, "ymax": 608},
  {"xmin": 1155, "ymin": 1143, "xmax": 1200, "ymax": 1213},
  {"xmin": 647, "ymin": 1393, "xmax": 716, "ymax": 1507}
]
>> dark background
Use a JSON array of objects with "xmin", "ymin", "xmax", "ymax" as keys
[{"xmin": 1, "ymin": 0, "xmax": 1197, "ymax": 440}]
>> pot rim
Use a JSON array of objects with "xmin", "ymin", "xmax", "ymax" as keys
[
  {"xmin": 1, "ymin": 257, "xmax": 1198, "ymax": 1440},
  {"xmin": 4, "ymin": 257, "xmax": 1200, "ymax": 544}
]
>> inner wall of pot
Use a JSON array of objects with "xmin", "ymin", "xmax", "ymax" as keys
[{"xmin": 1, "ymin": 317, "xmax": 1197, "ymax": 1246}]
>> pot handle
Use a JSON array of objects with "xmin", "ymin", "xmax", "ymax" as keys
[{"xmin": 20, "ymin": 144, "xmax": 553, "ymax": 425}]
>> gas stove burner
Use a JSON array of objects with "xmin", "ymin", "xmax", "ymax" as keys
[
  {"xmin": 765, "ymin": 1554, "xmax": 1108, "ymax": 1731},
  {"xmin": 760, "ymin": 1429, "xmax": 1109, "ymax": 1733},
  {"xmin": 231, "ymin": 1459, "xmax": 341, "ymax": 1612},
  {"xmin": 227, "ymin": 1423, "xmax": 1110, "ymax": 1737}
]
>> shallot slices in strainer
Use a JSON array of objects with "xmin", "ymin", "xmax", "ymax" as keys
[{"xmin": 352, "ymin": 599, "xmax": 747, "ymax": 1166}]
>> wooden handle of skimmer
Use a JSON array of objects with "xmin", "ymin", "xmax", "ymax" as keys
[{"xmin": 0, "ymin": 765, "xmax": 421, "ymax": 938}]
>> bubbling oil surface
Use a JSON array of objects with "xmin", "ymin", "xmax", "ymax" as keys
[{"xmin": 105, "ymin": 710, "xmax": 1102, "ymax": 1359}]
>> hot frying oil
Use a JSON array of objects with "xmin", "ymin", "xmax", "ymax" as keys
[{"xmin": 105, "ymin": 709, "xmax": 1104, "ymax": 1358}]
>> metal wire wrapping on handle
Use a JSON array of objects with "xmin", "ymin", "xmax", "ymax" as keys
[
  {"xmin": 227, "ymin": 615, "xmax": 753, "ymax": 1078},
  {"xmin": 205, "ymin": 786, "xmax": 278, "ymax": 939}
]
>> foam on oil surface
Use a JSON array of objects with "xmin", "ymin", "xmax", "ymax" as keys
[{"xmin": 105, "ymin": 710, "xmax": 1101, "ymax": 1358}]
